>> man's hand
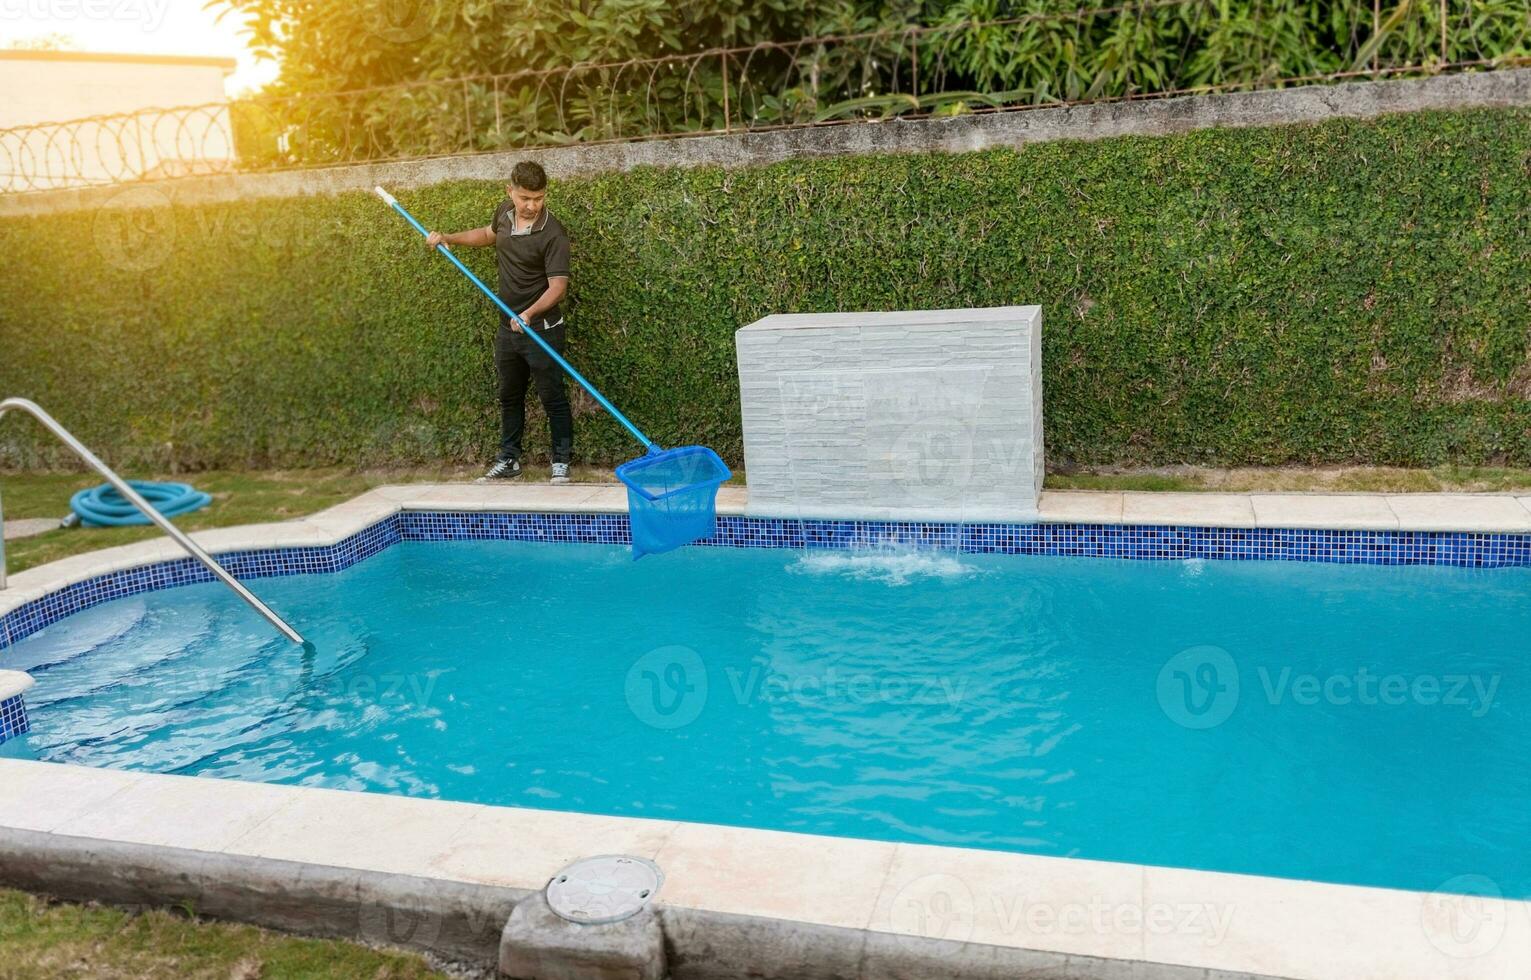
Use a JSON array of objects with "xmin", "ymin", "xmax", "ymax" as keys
[
  {"xmin": 424, "ymin": 225, "xmax": 491, "ymax": 249},
  {"xmin": 510, "ymin": 313, "xmax": 530, "ymax": 333}
]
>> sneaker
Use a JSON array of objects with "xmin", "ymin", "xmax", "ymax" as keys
[
  {"xmin": 481, "ymin": 457, "xmax": 521, "ymax": 481},
  {"xmin": 550, "ymin": 462, "xmax": 570, "ymax": 485}
]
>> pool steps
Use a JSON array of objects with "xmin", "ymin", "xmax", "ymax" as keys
[
  {"xmin": 0, "ymin": 670, "xmax": 32, "ymax": 745},
  {"xmin": 0, "ymin": 397, "xmax": 305, "ymax": 644}
]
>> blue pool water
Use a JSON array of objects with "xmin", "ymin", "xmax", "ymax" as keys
[{"xmin": 4, "ymin": 540, "xmax": 1528, "ymax": 897}]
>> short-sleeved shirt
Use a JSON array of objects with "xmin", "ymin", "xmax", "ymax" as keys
[{"xmin": 492, "ymin": 200, "xmax": 570, "ymax": 328}]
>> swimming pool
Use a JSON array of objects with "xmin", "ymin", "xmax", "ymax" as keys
[{"xmin": 4, "ymin": 531, "xmax": 1527, "ymax": 900}]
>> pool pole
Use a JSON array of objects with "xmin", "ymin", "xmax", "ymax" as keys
[
  {"xmin": 374, "ymin": 186, "xmax": 656, "ymax": 453},
  {"xmin": 0, "ymin": 398, "xmax": 306, "ymax": 646}
]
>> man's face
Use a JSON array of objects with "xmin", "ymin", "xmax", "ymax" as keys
[{"xmin": 506, "ymin": 184, "xmax": 546, "ymax": 225}]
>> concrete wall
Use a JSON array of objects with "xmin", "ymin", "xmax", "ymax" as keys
[
  {"xmin": 737, "ymin": 307, "xmax": 1044, "ymax": 522},
  {"xmin": 1, "ymin": 67, "xmax": 1527, "ymax": 217}
]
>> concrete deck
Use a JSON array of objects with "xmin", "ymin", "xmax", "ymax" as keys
[{"xmin": 2, "ymin": 757, "xmax": 1527, "ymax": 979}]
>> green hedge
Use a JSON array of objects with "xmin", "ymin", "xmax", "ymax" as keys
[{"xmin": 2, "ymin": 106, "xmax": 1528, "ymax": 471}]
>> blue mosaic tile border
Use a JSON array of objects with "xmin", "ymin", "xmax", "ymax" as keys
[
  {"xmin": 0, "ymin": 692, "xmax": 28, "ymax": 746},
  {"xmin": 1, "ymin": 510, "xmax": 1527, "ymax": 654},
  {"xmin": 398, "ymin": 511, "xmax": 1531, "ymax": 568}
]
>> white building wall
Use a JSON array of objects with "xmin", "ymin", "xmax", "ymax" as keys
[{"xmin": 0, "ymin": 52, "xmax": 235, "ymax": 189}]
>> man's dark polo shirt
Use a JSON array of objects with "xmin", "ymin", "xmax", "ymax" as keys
[{"xmin": 492, "ymin": 199, "xmax": 571, "ymax": 329}]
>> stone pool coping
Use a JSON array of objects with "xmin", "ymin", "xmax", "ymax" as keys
[
  {"xmin": 0, "ymin": 669, "xmax": 33, "ymax": 701},
  {"xmin": 4, "ymin": 483, "xmax": 1531, "ymax": 610},
  {"xmin": 3, "ymin": 758, "xmax": 1528, "ymax": 980},
  {"xmin": 2, "ymin": 483, "xmax": 1531, "ymax": 978}
]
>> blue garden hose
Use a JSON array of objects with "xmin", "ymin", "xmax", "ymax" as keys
[{"xmin": 70, "ymin": 481, "xmax": 212, "ymax": 528}]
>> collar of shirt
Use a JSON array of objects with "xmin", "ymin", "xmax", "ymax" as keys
[{"xmin": 508, "ymin": 207, "xmax": 550, "ymax": 236}]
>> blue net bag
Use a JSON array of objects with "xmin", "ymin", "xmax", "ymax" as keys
[{"xmin": 615, "ymin": 445, "xmax": 732, "ymax": 558}]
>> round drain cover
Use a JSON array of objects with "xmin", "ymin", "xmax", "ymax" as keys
[{"xmin": 546, "ymin": 855, "xmax": 664, "ymax": 924}]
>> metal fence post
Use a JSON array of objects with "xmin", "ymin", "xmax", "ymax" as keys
[
  {"xmin": 0, "ymin": 485, "xmax": 8, "ymax": 592},
  {"xmin": 1440, "ymin": 0, "xmax": 1448, "ymax": 62},
  {"xmin": 721, "ymin": 51, "xmax": 731, "ymax": 132}
]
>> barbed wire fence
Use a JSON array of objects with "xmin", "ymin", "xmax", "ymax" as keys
[{"xmin": 2, "ymin": 0, "xmax": 1527, "ymax": 194}]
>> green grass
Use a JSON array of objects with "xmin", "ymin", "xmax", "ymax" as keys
[
  {"xmin": 0, "ymin": 888, "xmax": 449, "ymax": 979},
  {"xmin": 1044, "ymin": 472, "xmax": 1199, "ymax": 492},
  {"xmin": 1045, "ymin": 466, "xmax": 1531, "ymax": 494},
  {"xmin": 0, "ymin": 465, "xmax": 610, "ymax": 574}
]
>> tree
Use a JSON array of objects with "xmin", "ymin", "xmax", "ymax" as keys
[{"xmin": 210, "ymin": 0, "xmax": 1530, "ymax": 167}]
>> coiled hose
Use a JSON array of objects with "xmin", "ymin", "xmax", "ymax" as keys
[{"xmin": 70, "ymin": 481, "xmax": 212, "ymax": 528}]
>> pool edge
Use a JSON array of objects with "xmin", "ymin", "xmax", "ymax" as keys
[
  {"xmin": 3, "ymin": 483, "xmax": 1529, "ymax": 653},
  {"xmin": 2, "ymin": 758, "xmax": 1524, "ymax": 980}
]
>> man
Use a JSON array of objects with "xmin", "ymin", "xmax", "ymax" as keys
[{"xmin": 425, "ymin": 161, "xmax": 573, "ymax": 483}]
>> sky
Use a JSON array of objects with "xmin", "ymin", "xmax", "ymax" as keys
[{"xmin": 0, "ymin": 0, "xmax": 278, "ymax": 95}]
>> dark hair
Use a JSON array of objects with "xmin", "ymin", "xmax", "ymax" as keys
[{"xmin": 510, "ymin": 161, "xmax": 548, "ymax": 192}]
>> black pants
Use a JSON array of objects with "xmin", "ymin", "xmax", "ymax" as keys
[{"xmin": 495, "ymin": 320, "xmax": 572, "ymax": 463}]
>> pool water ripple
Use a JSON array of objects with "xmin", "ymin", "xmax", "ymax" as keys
[{"xmin": 4, "ymin": 539, "xmax": 1528, "ymax": 897}]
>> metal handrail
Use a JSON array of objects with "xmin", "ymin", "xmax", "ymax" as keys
[{"xmin": 0, "ymin": 398, "xmax": 305, "ymax": 645}]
